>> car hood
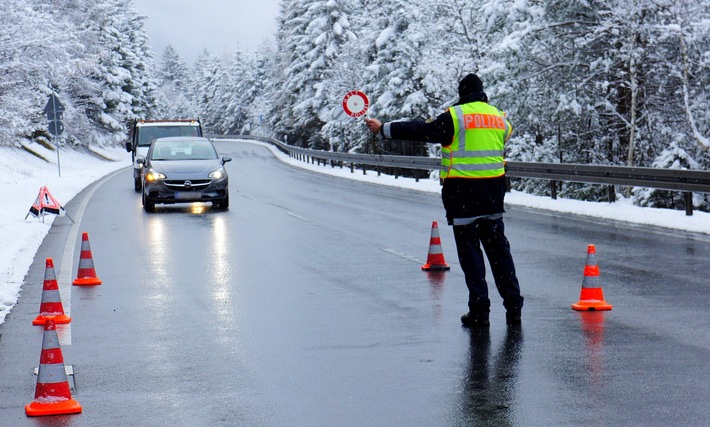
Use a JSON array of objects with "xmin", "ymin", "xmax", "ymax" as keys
[{"xmin": 149, "ymin": 160, "xmax": 223, "ymax": 178}]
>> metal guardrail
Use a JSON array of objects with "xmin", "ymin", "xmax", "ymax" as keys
[{"xmin": 210, "ymin": 134, "xmax": 710, "ymax": 215}]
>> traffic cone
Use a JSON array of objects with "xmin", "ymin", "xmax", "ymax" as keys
[
  {"xmin": 572, "ymin": 244, "xmax": 613, "ymax": 311},
  {"xmin": 73, "ymin": 232, "xmax": 102, "ymax": 286},
  {"xmin": 421, "ymin": 221, "xmax": 450, "ymax": 271},
  {"xmin": 25, "ymin": 318, "xmax": 82, "ymax": 417},
  {"xmin": 33, "ymin": 258, "xmax": 71, "ymax": 326}
]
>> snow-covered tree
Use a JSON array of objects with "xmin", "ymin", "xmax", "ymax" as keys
[
  {"xmin": 192, "ymin": 50, "xmax": 228, "ymax": 134},
  {"xmin": 71, "ymin": 0, "xmax": 157, "ymax": 144},
  {"xmin": 277, "ymin": 0, "xmax": 357, "ymax": 149},
  {"xmin": 235, "ymin": 46, "xmax": 273, "ymax": 135},
  {"xmin": 156, "ymin": 45, "xmax": 191, "ymax": 91},
  {"xmin": 219, "ymin": 50, "xmax": 251, "ymax": 134},
  {"xmin": 0, "ymin": 0, "xmax": 77, "ymax": 147},
  {"xmin": 0, "ymin": 0, "xmax": 157, "ymax": 148},
  {"xmin": 154, "ymin": 45, "xmax": 197, "ymax": 119}
]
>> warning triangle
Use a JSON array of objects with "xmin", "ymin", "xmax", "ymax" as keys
[{"xmin": 27, "ymin": 186, "xmax": 66, "ymax": 219}]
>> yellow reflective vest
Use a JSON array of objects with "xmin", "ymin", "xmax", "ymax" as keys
[{"xmin": 442, "ymin": 102, "xmax": 512, "ymax": 179}]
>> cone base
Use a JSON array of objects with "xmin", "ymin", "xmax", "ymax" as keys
[
  {"xmin": 33, "ymin": 314, "xmax": 71, "ymax": 326},
  {"xmin": 572, "ymin": 300, "xmax": 613, "ymax": 311},
  {"xmin": 73, "ymin": 278, "xmax": 101, "ymax": 286},
  {"xmin": 421, "ymin": 264, "xmax": 450, "ymax": 271},
  {"xmin": 25, "ymin": 398, "xmax": 82, "ymax": 417}
]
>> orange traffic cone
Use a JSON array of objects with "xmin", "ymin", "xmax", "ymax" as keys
[
  {"xmin": 73, "ymin": 232, "xmax": 102, "ymax": 286},
  {"xmin": 572, "ymin": 244, "xmax": 613, "ymax": 311},
  {"xmin": 421, "ymin": 221, "xmax": 450, "ymax": 271},
  {"xmin": 25, "ymin": 318, "xmax": 82, "ymax": 417},
  {"xmin": 33, "ymin": 258, "xmax": 71, "ymax": 326}
]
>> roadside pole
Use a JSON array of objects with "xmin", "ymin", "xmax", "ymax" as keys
[{"xmin": 45, "ymin": 92, "xmax": 65, "ymax": 177}]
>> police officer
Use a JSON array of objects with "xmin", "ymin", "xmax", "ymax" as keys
[{"xmin": 365, "ymin": 74, "xmax": 523, "ymax": 327}]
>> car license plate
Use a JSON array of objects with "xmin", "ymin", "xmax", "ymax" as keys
[{"xmin": 175, "ymin": 191, "xmax": 201, "ymax": 200}]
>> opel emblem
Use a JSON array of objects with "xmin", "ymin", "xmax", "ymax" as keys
[{"xmin": 184, "ymin": 180, "xmax": 192, "ymax": 188}]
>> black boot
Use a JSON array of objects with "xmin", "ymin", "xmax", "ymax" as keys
[
  {"xmin": 461, "ymin": 312, "xmax": 490, "ymax": 328},
  {"xmin": 506, "ymin": 310, "xmax": 522, "ymax": 326}
]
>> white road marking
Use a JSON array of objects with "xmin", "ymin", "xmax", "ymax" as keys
[
  {"xmin": 57, "ymin": 168, "xmax": 125, "ymax": 345},
  {"xmin": 380, "ymin": 248, "xmax": 424, "ymax": 265},
  {"xmin": 285, "ymin": 211, "xmax": 309, "ymax": 222}
]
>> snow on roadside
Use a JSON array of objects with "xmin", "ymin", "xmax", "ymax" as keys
[{"xmin": 0, "ymin": 144, "xmax": 130, "ymax": 324}]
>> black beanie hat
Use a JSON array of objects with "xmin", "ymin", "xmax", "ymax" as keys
[{"xmin": 458, "ymin": 74, "xmax": 484, "ymax": 97}]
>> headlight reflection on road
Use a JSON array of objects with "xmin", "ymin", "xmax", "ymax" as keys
[
  {"xmin": 142, "ymin": 215, "xmax": 181, "ymax": 378},
  {"xmin": 210, "ymin": 216, "xmax": 234, "ymax": 328},
  {"xmin": 145, "ymin": 216, "xmax": 172, "ymax": 315}
]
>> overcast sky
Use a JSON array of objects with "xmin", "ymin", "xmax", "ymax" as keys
[{"xmin": 132, "ymin": 0, "xmax": 281, "ymax": 65}]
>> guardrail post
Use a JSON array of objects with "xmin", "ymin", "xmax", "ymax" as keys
[
  {"xmin": 362, "ymin": 165, "xmax": 367, "ymax": 175},
  {"xmin": 608, "ymin": 185, "xmax": 616, "ymax": 203},
  {"xmin": 350, "ymin": 163, "xmax": 354, "ymax": 173},
  {"xmin": 685, "ymin": 192, "xmax": 693, "ymax": 216},
  {"xmin": 550, "ymin": 180, "xmax": 557, "ymax": 200},
  {"xmin": 377, "ymin": 165, "xmax": 381, "ymax": 176}
]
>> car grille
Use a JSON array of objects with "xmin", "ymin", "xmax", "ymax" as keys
[{"xmin": 164, "ymin": 179, "xmax": 211, "ymax": 191}]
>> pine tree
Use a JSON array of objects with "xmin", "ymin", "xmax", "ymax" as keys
[
  {"xmin": 192, "ymin": 50, "xmax": 227, "ymax": 134},
  {"xmin": 67, "ymin": 0, "xmax": 157, "ymax": 145},
  {"xmin": 0, "ymin": 0, "xmax": 77, "ymax": 146},
  {"xmin": 154, "ymin": 45, "xmax": 197, "ymax": 119},
  {"xmin": 279, "ymin": 0, "xmax": 357, "ymax": 149},
  {"xmin": 220, "ymin": 50, "xmax": 250, "ymax": 134}
]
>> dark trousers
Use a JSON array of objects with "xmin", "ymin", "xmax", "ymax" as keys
[{"xmin": 452, "ymin": 217, "xmax": 523, "ymax": 317}]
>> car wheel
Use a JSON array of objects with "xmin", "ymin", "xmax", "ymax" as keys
[{"xmin": 142, "ymin": 191, "xmax": 155, "ymax": 213}]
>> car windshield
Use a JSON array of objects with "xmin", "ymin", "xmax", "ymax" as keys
[
  {"xmin": 151, "ymin": 141, "xmax": 217, "ymax": 161},
  {"xmin": 137, "ymin": 125, "xmax": 200, "ymax": 147}
]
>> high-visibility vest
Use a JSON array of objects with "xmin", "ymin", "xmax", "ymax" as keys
[{"xmin": 442, "ymin": 102, "xmax": 511, "ymax": 179}]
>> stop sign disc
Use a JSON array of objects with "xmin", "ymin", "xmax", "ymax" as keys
[{"xmin": 342, "ymin": 91, "xmax": 369, "ymax": 117}]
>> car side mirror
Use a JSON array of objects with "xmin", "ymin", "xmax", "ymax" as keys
[
  {"xmin": 222, "ymin": 156, "xmax": 232, "ymax": 164},
  {"xmin": 125, "ymin": 141, "xmax": 133, "ymax": 152},
  {"xmin": 136, "ymin": 156, "xmax": 146, "ymax": 166}
]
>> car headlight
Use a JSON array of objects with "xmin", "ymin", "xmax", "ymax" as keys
[
  {"xmin": 209, "ymin": 168, "xmax": 226, "ymax": 179},
  {"xmin": 145, "ymin": 169, "xmax": 166, "ymax": 182}
]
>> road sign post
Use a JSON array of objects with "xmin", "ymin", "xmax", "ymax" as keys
[{"xmin": 45, "ymin": 93, "xmax": 65, "ymax": 177}]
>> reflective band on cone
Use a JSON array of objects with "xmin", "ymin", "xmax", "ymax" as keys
[
  {"xmin": 421, "ymin": 221, "xmax": 450, "ymax": 271},
  {"xmin": 33, "ymin": 258, "xmax": 71, "ymax": 325},
  {"xmin": 572, "ymin": 244, "xmax": 612, "ymax": 311},
  {"xmin": 73, "ymin": 232, "xmax": 102, "ymax": 286},
  {"xmin": 25, "ymin": 319, "xmax": 82, "ymax": 417}
]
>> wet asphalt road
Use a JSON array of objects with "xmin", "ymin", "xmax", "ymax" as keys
[{"xmin": 1, "ymin": 140, "xmax": 709, "ymax": 426}]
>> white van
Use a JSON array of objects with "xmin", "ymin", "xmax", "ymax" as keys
[{"xmin": 126, "ymin": 119, "xmax": 203, "ymax": 191}]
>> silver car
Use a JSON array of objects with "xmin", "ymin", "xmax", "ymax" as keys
[{"xmin": 137, "ymin": 137, "xmax": 231, "ymax": 212}]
